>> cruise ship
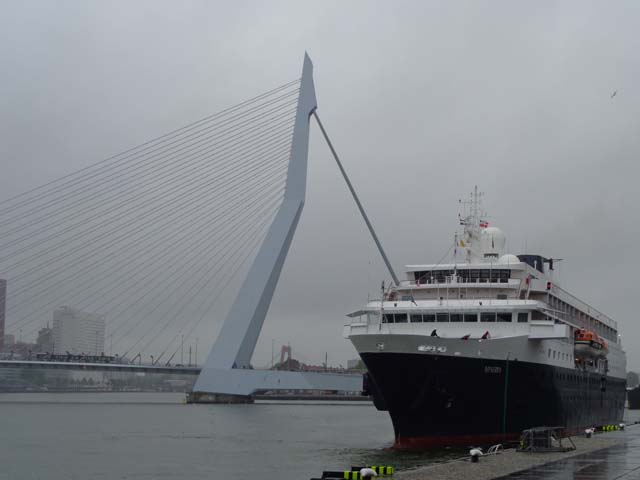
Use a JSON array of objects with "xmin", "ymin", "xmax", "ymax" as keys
[{"xmin": 344, "ymin": 188, "xmax": 626, "ymax": 448}]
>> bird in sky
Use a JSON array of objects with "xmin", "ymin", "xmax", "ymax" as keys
[{"xmin": 611, "ymin": 90, "xmax": 618, "ymax": 99}]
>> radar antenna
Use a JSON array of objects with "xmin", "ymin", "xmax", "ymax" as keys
[{"xmin": 459, "ymin": 185, "xmax": 487, "ymax": 228}]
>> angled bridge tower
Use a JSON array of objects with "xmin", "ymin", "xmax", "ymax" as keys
[{"xmin": 190, "ymin": 54, "xmax": 361, "ymax": 402}]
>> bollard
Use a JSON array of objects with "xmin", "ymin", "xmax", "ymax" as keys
[
  {"xmin": 351, "ymin": 466, "xmax": 394, "ymax": 476},
  {"xmin": 585, "ymin": 428, "xmax": 592, "ymax": 438},
  {"xmin": 470, "ymin": 448, "xmax": 483, "ymax": 463},
  {"xmin": 360, "ymin": 468, "xmax": 377, "ymax": 479}
]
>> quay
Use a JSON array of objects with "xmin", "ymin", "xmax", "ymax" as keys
[{"xmin": 397, "ymin": 425, "xmax": 640, "ymax": 480}]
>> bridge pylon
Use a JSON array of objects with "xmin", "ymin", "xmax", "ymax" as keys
[{"xmin": 189, "ymin": 54, "xmax": 361, "ymax": 403}]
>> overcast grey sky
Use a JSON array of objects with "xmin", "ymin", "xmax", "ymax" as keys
[{"xmin": 1, "ymin": 1, "xmax": 639, "ymax": 369}]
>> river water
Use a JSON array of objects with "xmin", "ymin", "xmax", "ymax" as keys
[
  {"xmin": 2, "ymin": 393, "xmax": 638, "ymax": 480},
  {"xmin": 0, "ymin": 393, "xmax": 460, "ymax": 480}
]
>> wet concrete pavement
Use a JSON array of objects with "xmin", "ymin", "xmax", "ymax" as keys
[{"xmin": 496, "ymin": 428, "xmax": 640, "ymax": 479}]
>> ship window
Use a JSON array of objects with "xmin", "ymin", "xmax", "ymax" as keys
[
  {"xmin": 517, "ymin": 312, "xmax": 528, "ymax": 323},
  {"xmin": 436, "ymin": 313, "xmax": 449, "ymax": 322},
  {"xmin": 383, "ymin": 313, "xmax": 394, "ymax": 323},
  {"xmin": 532, "ymin": 311, "xmax": 546, "ymax": 321},
  {"xmin": 416, "ymin": 269, "xmax": 454, "ymax": 284},
  {"xmin": 481, "ymin": 312, "xmax": 496, "ymax": 322},
  {"xmin": 424, "ymin": 314, "xmax": 435, "ymax": 322},
  {"xmin": 394, "ymin": 313, "xmax": 408, "ymax": 323},
  {"xmin": 497, "ymin": 312, "xmax": 512, "ymax": 322},
  {"xmin": 464, "ymin": 313, "xmax": 478, "ymax": 322},
  {"xmin": 401, "ymin": 295, "xmax": 412, "ymax": 301},
  {"xmin": 496, "ymin": 294, "xmax": 508, "ymax": 300},
  {"xmin": 410, "ymin": 314, "xmax": 423, "ymax": 323},
  {"xmin": 450, "ymin": 314, "xmax": 462, "ymax": 322}
]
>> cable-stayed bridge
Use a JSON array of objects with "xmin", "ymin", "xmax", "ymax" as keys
[{"xmin": 0, "ymin": 55, "xmax": 395, "ymax": 401}]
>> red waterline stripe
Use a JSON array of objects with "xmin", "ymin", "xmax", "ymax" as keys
[
  {"xmin": 393, "ymin": 432, "xmax": 521, "ymax": 449},
  {"xmin": 393, "ymin": 424, "xmax": 616, "ymax": 449}
]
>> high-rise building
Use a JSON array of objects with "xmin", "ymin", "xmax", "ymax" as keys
[
  {"xmin": 36, "ymin": 327, "xmax": 53, "ymax": 353},
  {"xmin": 0, "ymin": 279, "xmax": 6, "ymax": 351},
  {"xmin": 52, "ymin": 306, "xmax": 105, "ymax": 355}
]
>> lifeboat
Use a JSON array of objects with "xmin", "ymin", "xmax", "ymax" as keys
[{"xmin": 574, "ymin": 329, "xmax": 608, "ymax": 358}]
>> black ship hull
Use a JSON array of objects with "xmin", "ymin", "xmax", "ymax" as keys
[
  {"xmin": 628, "ymin": 386, "xmax": 640, "ymax": 409},
  {"xmin": 361, "ymin": 352, "xmax": 626, "ymax": 448}
]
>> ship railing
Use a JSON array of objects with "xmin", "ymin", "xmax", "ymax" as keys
[
  {"xmin": 410, "ymin": 278, "xmax": 519, "ymax": 287},
  {"xmin": 551, "ymin": 284, "xmax": 617, "ymax": 329}
]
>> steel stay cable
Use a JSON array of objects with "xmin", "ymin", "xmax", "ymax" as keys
[
  {"xmin": 156, "ymin": 218, "xmax": 268, "ymax": 364},
  {"xmin": 1, "ymin": 129, "xmax": 294, "ymax": 281},
  {"xmin": 158, "ymin": 190, "xmax": 286, "ymax": 361},
  {"xmin": 5, "ymin": 163, "xmax": 288, "ymax": 338},
  {"xmin": 125, "ymin": 220, "xmax": 271, "ymax": 360},
  {"xmin": 4, "ymin": 147, "xmax": 291, "ymax": 320},
  {"xmin": 154, "ymin": 212, "xmax": 275, "ymax": 361},
  {"xmin": 13, "ymin": 181, "xmax": 278, "ymax": 342},
  {"xmin": 0, "ymin": 78, "xmax": 299, "ymax": 211},
  {"xmin": 73, "ymin": 176, "xmax": 287, "ymax": 338},
  {"xmin": 1, "ymin": 137, "xmax": 292, "ymax": 299},
  {"xmin": 85, "ymin": 187, "xmax": 284, "ymax": 341},
  {"xmin": 2, "ymin": 159, "xmax": 287, "ymax": 309},
  {"xmin": 0, "ymin": 105, "xmax": 297, "ymax": 241},
  {"xmin": 128, "ymin": 197, "xmax": 280, "ymax": 358},
  {"xmin": 119, "ymin": 191, "xmax": 283, "ymax": 354},
  {"xmin": 3, "ymin": 151, "xmax": 291, "ymax": 327},
  {"xmin": 0, "ymin": 96, "xmax": 298, "ymax": 230},
  {"xmin": 0, "ymin": 101, "xmax": 296, "ymax": 241},
  {"xmin": 0, "ymin": 88, "xmax": 297, "ymax": 218},
  {"xmin": 0, "ymin": 113, "xmax": 294, "ymax": 258},
  {"xmin": 20, "ymin": 183, "xmax": 282, "ymax": 342},
  {"xmin": 1, "ymin": 124, "xmax": 295, "ymax": 274},
  {"xmin": 153, "ymin": 216, "xmax": 272, "ymax": 364},
  {"xmin": 1, "ymin": 147, "xmax": 291, "ymax": 319},
  {"xmin": 0, "ymin": 124, "xmax": 294, "ymax": 275},
  {"xmin": 4, "ymin": 105, "xmax": 296, "ymax": 246},
  {"xmin": 118, "ymin": 191, "xmax": 283, "ymax": 355},
  {"xmin": 0, "ymin": 111, "xmax": 295, "ymax": 255},
  {"xmin": 0, "ymin": 92, "xmax": 298, "ymax": 229}
]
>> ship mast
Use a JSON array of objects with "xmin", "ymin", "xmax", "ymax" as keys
[{"xmin": 458, "ymin": 185, "xmax": 487, "ymax": 263}]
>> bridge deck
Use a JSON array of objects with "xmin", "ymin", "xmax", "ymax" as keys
[{"xmin": 0, "ymin": 360, "xmax": 200, "ymax": 376}]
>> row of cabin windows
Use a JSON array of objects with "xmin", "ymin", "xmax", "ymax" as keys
[
  {"xmin": 548, "ymin": 349, "xmax": 572, "ymax": 363},
  {"xmin": 400, "ymin": 294, "xmax": 510, "ymax": 302},
  {"xmin": 382, "ymin": 312, "xmax": 530, "ymax": 323},
  {"xmin": 548, "ymin": 295, "xmax": 618, "ymax": 342},
  {"xmin": 414, "ymin": 269, "xmax": 511, "ymax": 285}
]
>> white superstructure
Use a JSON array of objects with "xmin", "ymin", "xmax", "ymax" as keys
[{"xmin": 344, "ymin": 187, "xmax": 626, "ymax": 381}]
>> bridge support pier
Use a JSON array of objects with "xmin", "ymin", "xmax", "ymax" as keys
[{"xmin": 185, "ymin": 391, "xmax": 254, "ymax": 404}]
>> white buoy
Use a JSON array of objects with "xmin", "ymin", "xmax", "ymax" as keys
[
  {"xmin": 619, "ymin": 423, "xmax": 625, "ymax": 431},
  {"xmin": 360, "ymin": 468, "xmax": 377, "ymax": 479},
  {"xmin": 585, "ymin": 427, "xmax": 595, "ymax": 438}
]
